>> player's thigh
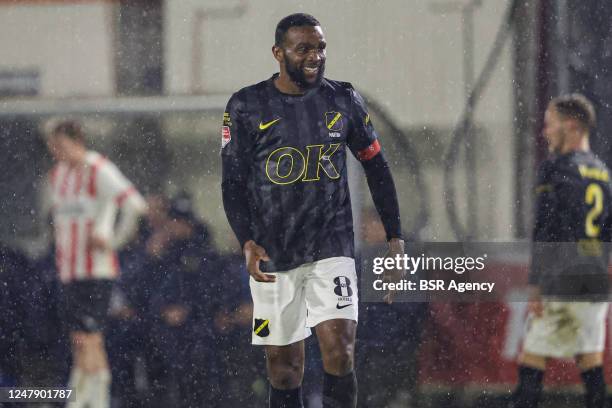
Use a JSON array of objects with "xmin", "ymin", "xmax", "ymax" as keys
[
  {"xmin": 62, "ymin": 279, "xmax": 113, "ymax": 334},
  {"xmin": 304, "ymin": 257, "xmax": 358, "ymax": 328},
  {"xmin": 576, "ymin": 352, "xmax": 604, "ymax": 371},
  {"xmin": 522, "ymin": 301, "xmax": 599, "ymax": 360},
  {"xmin": 250, "ymin": 269, "xmax": 310, "ymax": 346},
  {"xmin": 518, "ymin": 351, "xmax": 547, "ymax": 370},
  {"xmin": 574, "ymin": 302, "xmax": 608, "ymax": 354},
  {"xmin": 315, "ymin": 319, "xmax": 357, "ymax": 354}
]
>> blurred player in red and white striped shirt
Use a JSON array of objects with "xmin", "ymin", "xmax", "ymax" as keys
[{"xmin": 45, "ymin": 119, "xmax": 147, "ymax": 408}]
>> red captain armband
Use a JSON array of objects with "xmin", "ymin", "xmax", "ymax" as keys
[{"xmin": 356, "ymin": 140, "xmax": 381, "ymax": 161}]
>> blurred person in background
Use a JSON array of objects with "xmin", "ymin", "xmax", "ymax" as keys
[
  {"xmin": 44, "ymin": 119, "xmax": 147, "ymax": 408},
  {"xmin": 0, "ymin": 243, "xmax": 42, "ymax": 388},
  {"xmin": 213, "ymin": 255, "xmax": 269, "ymax": 407},
  {"xmin": 148, "ymin": 192, "xmax": 223, "ymax": 407},
  {"xmin": 356, "ymin": 208, "xmax": 427, "ymax": 407},
  {"xmin": 221, "ymin": 13, "xmax": 405, "ymax": 408},
  {"xmin": 511, "ymin": 94, "xmax": 612, "ymax": 408},
  {"xmin": 106, "ymin": 194, "xmax": 170, "ymax": 408}
]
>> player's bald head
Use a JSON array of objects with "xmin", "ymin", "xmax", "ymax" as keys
[{"xmin": 275, "ymin": 13, "xmax": 321, "ymax": 47}]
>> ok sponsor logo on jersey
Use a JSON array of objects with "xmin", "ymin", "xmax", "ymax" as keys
[{"xmin": 265, "ymin": 143, "xmax": 341, "ymax": 185}]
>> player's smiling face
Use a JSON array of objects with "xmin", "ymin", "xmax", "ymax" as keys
[{"xmin": 276, "ymin": 25, "xmax": 326, "ymax": 91}]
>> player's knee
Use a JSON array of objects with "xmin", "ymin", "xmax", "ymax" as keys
[
  {"xmin": 81, "ymin": 332, "xmax": 104, "ymax": 351},
  {"xmin": 323, "ymin": 347, "xmax": 354, "ymax": 375},
  {"xmin": 268, "ymin": 361, "xmax": 304, "ymax": 389},
  {"xmin": 90, "ymin": 333, "xmax": 105, "ymax": 348},
  {"xmin": 269, "ymin": 371, "xmax": 302, "ymax": 389},
  {"xmin": 267, "ymin": 350, "xmax": 304, "ymax": 389}
]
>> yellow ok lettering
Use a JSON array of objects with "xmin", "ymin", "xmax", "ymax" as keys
[
  {"xmin": 265, "ymin": 147, "xmax": 305, "ymax": 185},
  {"xmin": 303, "ymin": 144, "xmax": 341, "ymax": 181},
  {"xmin": 265, "ymin": 144, "xmax": 341, "ymax": 185}
]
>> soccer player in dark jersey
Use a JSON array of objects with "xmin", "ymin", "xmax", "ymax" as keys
[
  {"xmin": 511, "ymin": 94, "xmax": 612, "ymax": 408},
  {"xmin": 221, "ymin": 13, "xmax": 404, "ymax": 408}
]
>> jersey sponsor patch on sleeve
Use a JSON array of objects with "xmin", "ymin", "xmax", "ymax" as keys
[
  {"xmin": 221, "ymin": 125, "xmax": 231, "ymax": 148},
  {"xmin": 223, "ymin": 112, "xmax": 232, "ymax": 126}
]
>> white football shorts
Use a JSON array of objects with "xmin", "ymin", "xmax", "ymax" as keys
[
  {"xmin": 250, "ymin": 256, "xmax": 359, "ymax": 346},
  {"xmin": 523, "ymin": 301, "xmax": 609, "ymax": 358}
]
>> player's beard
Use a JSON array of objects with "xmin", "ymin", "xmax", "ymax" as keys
[{"xmin": 284, "ymin": 56, "xmax": 325, "ymax": 91}]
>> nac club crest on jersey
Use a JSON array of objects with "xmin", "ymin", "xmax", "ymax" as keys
[
  {"xmin": 325, "ymin": 111, "xmax": 344, "ymax": 138},
  {"xmin": 254, "ymin": 318, "xmax": 270, "ymax": 337}
]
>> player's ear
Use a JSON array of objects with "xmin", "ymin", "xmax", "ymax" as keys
[{"xmin": 272, "ymin": 45, "xmax": 284, "ymax": 63}]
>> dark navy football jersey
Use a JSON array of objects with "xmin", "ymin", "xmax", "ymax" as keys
[
  {"xmin": 531, "ymin": 151, "xmax": 612, "ymax": 296},
  {"xmin": 221, "ymin": 74, "xmax": 381, "ymax": 272}
]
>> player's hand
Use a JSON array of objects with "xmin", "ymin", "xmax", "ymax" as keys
[
  {"xmin": 382, "ymin": 238, "xmax": 406, "ymax": 304},
  {"xmin": 527, "ymin": 285, "xmax": 543, "ymax": 317},
  {"xmin": 243, "ymin": 240, "xmax": 276, "ymax": 283},
  {"xmin": 88, "ymin": 234, "xmax": 110, "ymax": 251}
]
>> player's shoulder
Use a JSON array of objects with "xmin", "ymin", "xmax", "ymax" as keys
[
  {"xmin": 86, "ymin": 150, "xmax": 124, "ymax": 178},
  {"xmin": 228, "ymin": 79, "xmax": 269, "ymax": 107},
  {"xmin": 558, "ymin": 151, "xmax": 608, "ymax": 174},
  {"xmin": 581, "ymin": 151, "xmax": 609, "ymax": 172},
  {"xmin": 236, "ymin": 78, "xmax": 268, "ymax": 95},
  {"xmin": 321, "ymin": 78, "xmax": 358, "ymax": 96},
  {"xmin": 85, "ymin": 150, "xmax": 109, "ymax": 168},
  {"xmin": 322, "ymin": 77, "xmax": 354, "ymax": 90},
  {"xmin": 573, "ymin": 151, "xmax": 612, "ymax": 183},
  {"xmin": 321, "ymin": 79, "xmax": 369, "ymax": 113}
]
